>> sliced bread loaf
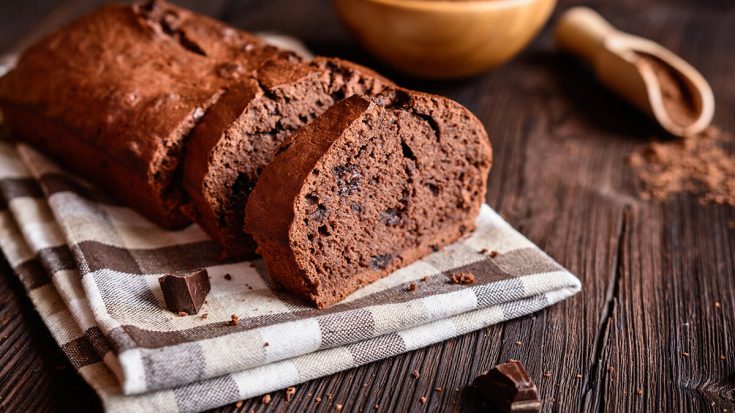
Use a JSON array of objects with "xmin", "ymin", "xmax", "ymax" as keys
[
  {"xmin": 0, "ymin": 1, "xmax": 282, "ymax": 228},
  {"xmin": 244, "ymin": 91, "xmax": 492, "ymax": 308},
  {"xmin": 182, "ymin": 57, "xmax": 392, "ymax": 256}
]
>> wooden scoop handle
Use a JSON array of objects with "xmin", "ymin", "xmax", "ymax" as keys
[{"xmin": 555, "ymin": 7, "xmax": 618, "ymax": 63}]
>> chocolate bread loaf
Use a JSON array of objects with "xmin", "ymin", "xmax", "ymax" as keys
[
  {"xmin": 244, "ymin": 92, "xmax": 492, "ymax": 308},
  {"xmin": 182, "ymin": 57, "xmax": 391, "ymax": 256},
  {"xmin": 0, "ymin": 1, "xmax": 283, "ymax": 228}
]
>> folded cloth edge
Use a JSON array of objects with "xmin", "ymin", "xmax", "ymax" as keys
[{"xmin": 0, "ymin": 202, "xmax": 580, "ymax": 412}]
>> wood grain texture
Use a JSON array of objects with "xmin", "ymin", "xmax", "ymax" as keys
[{"xmin": 0, "ymin": 0, "xmax": 734, "ymax": 412}]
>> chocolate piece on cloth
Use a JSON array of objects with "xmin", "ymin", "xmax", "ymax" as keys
[
  {"xmin": 473, "ymin": 360, "xmax": 541, "ymax": 413},
  {"xmin": 158, "ymin": 269, "xmax": 211, "ymax": 315}
]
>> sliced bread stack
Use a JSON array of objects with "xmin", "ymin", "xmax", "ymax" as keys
[
  {"xmin": 182, "ymin": 57, "xmax": 392, "ymax": 256},
  {"xmin": 0, "ymin": 1, "xmax": 492, "ymax": 307}
]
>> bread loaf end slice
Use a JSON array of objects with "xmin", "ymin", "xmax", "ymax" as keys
[
  {"xmin": 0, "ymin": 1, "xmax": 283, "ymax": 228},
  {"xmin": 244, "ymin": 91, "xmax": 492, "ymax": 308}
]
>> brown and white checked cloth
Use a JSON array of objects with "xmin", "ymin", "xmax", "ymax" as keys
[{"xmin": 0, "ymin": 131, "xmax": 581, "ymax": 410}]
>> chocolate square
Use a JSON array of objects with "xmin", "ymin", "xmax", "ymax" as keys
[
  {"xmin": 158, "ymin": 269, "xmax": 211, "ymax": 315},
  {"xmin": 473, "ymin": 360, "xmax": 541, "ymax": 413}
]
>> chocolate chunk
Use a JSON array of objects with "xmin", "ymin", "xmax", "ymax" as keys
[
  {"xmin": 332, "ymin": 164, "xmax": 361, "ymax": 196},
  {"xmin": 311, "ymin": 204, "xmax": 327, "ymax": 222},
  {"xmin": 158, "ymin": 269, "xmax": 210, "ymax": 315},
  {"xmin": 380, "ymin": 207, "xmax": 404, "ymax": 225},
  {"xmin": 473, "ymin": 360, "xmax": 541, "ymax": 413},
  {"xmin": 370, "ymin": 253, "xmax": 395, "ymax": 270}
]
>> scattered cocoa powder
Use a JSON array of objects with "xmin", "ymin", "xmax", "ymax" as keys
[
  {"xmin": 448, "ymin": 272, "xmax": 476, "ymax": 285},
  {"xmin": 627, "ymin": 53, "xmax": 735, "ymax": 205},
  {"xmin": 627, "ymin": 126, "xmax": 735, "ymax": 205},
  {"xmin": 224, "ymin": 273, "xmax": 232, "ymax": 281}
]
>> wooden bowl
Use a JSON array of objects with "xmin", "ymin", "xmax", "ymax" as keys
[{"xmin": 334, "ymin": 0, "xmax": 557, "ymax": 79}]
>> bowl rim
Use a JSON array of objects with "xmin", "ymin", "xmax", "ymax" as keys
[{"xmin": 345, "ymin": 0, "xmax": 542, "ymax": 12}]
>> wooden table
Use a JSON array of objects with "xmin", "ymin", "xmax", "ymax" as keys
[{"xmin": 1, "ymin": 0, "xmax": 733, "ymax": 411}]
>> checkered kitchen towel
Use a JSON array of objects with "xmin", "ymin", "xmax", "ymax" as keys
[{"xmin": 0, "ymin": 134, "xmax": 581, "ymax": 412}]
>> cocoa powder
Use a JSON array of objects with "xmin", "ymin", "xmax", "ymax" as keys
[
  {"xmin": 627, "ymin": 126, "xmax": 735, "ymax": 205},
  {"xmin": 627, "ymin": 54, "xmax": 734, "ymax": 205},
  {"xmin": 633, "ymin": 53, "xmax": 698, "ymax": 128}
]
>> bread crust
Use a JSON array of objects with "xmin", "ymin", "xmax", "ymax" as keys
[{"xmin": 0, "ymin": 1, "xmax": 279, "ymax": 228}]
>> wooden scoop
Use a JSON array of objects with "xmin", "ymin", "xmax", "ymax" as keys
[{"xmin": 555, "ymin": 7, "xmax": 714, "ymax": 137}]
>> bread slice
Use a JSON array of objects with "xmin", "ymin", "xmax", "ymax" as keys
[
  {"xmin": 0, "ymin": 1, "xmax": 282, "ymax": 228},
  {"xmin": 182, "ymin": 57, "xmax": 392, "ymax": 256},
  {"xmin": 244, "ymin": 91, "xmax": 492, "ymax": 308}
]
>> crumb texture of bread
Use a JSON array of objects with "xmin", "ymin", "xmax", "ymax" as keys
[
  {"xmin": 183, "ymin": 57, "xmax": 392, "ymax": 255},
  {"xmin": 245, "ymin": 91, "xmax": 492, "ymax": 308}
]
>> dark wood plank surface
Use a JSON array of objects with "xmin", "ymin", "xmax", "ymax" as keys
[{"xmin": 1, "ymin": 0, "xmax": 734, "ymax": 412}]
